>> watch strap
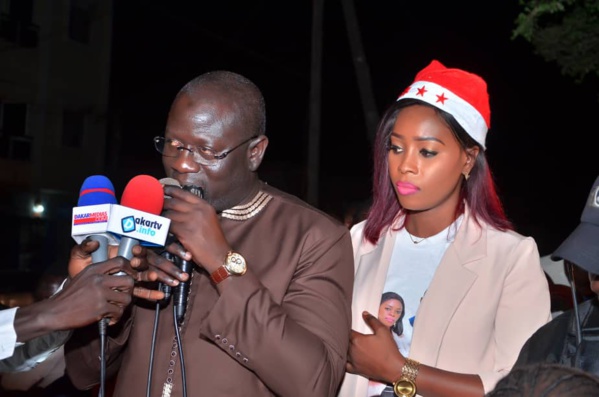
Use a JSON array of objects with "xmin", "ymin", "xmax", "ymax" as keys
[
  {"xmin": 210, "ymin": 266, "xmax": 230, "ymax": 285},
  {"xmin": 393, "ymin": 357, "xmax": 420, "ymax": 397},
  {"xmin": 401, "ymin": 357, "xmax": 420, "ymax": 381}
]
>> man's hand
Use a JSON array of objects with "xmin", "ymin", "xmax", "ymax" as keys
[
  {"xmin": 162, "ymin": 186, "xmax": 231, "ymax": 275},
  {"xmin": 127, "ymin": 245, "xmax": 189, "ymax": 301},
  {"xmin": 346, "ymin": 311, "xmax": 405, "ymax": 384},
  {"xmin": 67, "ymin": 239, "xmax": 189, "ymax": 302},
  {"xmin": 15, "ymin": 257, "xmax": 135, "ymax": 342},
  {"xmin": 67, "ymin": 238, "xmax": 99, "ymax": 278}
]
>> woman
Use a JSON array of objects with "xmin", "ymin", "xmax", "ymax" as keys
[
  {"xmin": 377, "ymin": 292, "xmax": 409, "ymax": 357},
  {"xmin": 338, "ymin": 60, "xmax": 551, "ymax": 397}
]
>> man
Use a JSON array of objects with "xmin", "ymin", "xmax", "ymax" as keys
[
  {"xmin": 514, "ymin": 175, "xmax": 599, "ymax": 376},
  {"xmin": 0, "ymin": 240, "xmax": 136, "ymax": 372},
  {"xmin": 65, "ymin": 71, "xmax": 354, "ymax": 397}
]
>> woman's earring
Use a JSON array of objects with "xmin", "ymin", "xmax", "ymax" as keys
[{"xmin": 463, "ymin": 172, "xmax": 470, "ymax": 181}]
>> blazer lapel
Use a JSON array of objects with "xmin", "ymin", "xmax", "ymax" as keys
[{"xmin": 410, "ymin": 210, "xmax": 487, "ymax": 364}]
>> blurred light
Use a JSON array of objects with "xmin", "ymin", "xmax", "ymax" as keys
[{"xmin": 32, "ymin": 201, "xmax": 44, "ymax": 217}]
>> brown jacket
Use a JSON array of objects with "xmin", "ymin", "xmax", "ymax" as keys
[{"xmin": 65, "ymin": 183, "xmax": 354, "ymax": 397}]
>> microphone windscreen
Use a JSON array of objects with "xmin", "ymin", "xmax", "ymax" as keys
[
  {"xmin": 159, "ymin": 177, "xmax": 181, "ymax": 188},
  {"xmin": 78, "ymin": 175, "xmax": 117, "ymax": 206},
  {"xmin": 121, "ymin": 175, "xmax": 164, "ymax": 215},
  {"xmin": 160, "ymin": 177, "xmax": 182, "ymax": 200}
]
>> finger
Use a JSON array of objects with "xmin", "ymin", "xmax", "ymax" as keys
[
  {"xmin": 103, "ymin": 276, "xmax": 135, "ymax": 295},
  {"xmin": 136, "ymin": 269, "xmax": 180, "ymax": 286},
  {"xmin": 105, "ymin": 289, "xmax": 133, "ymax": 307},
  {"xmin": 165, "ymin": 242, "xmax": 192, "ymax": 262},
  {"xmin": 163, "ymin": 186, "xmax": 200, "ymax": 204},
  {"xmin": 80, "ymin": 238, "xmax": 100, "ymax": 254},
  {"xmin": 96, "ymin": 257, "xmax": 135, "ymax": 277},
  {"xmin": 345, "ymin": 362, "xmax": 355, "ymax": 374},
  {"xmin": 133, "ymin": 287, "xmax": 165, "ymax": 301},
  {"xmin": 362, "ymin": 311, "xmax": 386, "ymax": 332},
  {"xmin": 147, "ymin": 251, "xmax": 189, "ymax": 282},
  {"xmin": 72, "ymin": 239, "xmax": 99, "ymax": 259}
]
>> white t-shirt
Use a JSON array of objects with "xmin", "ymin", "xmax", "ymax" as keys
[{"xmin": 367, "ymin": 218, "xmax": 461, "ymax": 397}]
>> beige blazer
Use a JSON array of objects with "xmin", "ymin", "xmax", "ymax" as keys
[{"xmin": 338, "ymin": 207, "xmax": 552, "ymax": 396}]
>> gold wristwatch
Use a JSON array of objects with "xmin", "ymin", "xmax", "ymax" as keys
[
  {"xmin": 393, "ymin": 357, "xmax": 420, "ymax": 397},
  {"xmin": 209, "ymin": 251, "xmax": 247, "ymax": 285}
]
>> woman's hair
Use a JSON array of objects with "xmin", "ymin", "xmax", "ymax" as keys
[
  {"xmin": 486, "ymin": 363, "xmax": 599, "ymax": 397},
  {"xmin": 381, "ymin": 291, "xmax": 405, "ymax": 336},
  {"xmin": 363, "ymin": 99, "xmax": 513, "ymax": 245}
]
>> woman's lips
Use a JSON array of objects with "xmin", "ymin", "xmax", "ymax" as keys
[{"xmin": 396, "ymin": 181, "xmax": 419, "ymax": 195}]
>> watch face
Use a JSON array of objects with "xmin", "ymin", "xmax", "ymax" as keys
[
  {"xmin": 394, "ymin": 379, "xmax": 416, "ymax": 397},
  {"xmin": 226, "ymin": 252, "xmax": 247, "ymax": 275}
]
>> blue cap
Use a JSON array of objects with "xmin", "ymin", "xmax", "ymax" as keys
[{"xmin": 78, "ymin": 175, "xmax": 117, "ymax": 206}]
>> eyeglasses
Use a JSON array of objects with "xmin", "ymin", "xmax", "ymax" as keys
[{"xmin": 153, "ymin": 135, "xmax": 257, "ymax": 166}]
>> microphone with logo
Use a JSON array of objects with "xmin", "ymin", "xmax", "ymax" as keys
[
  {"xmin": 116, "ymin": 175, "xmax": 167, "ymax": 260},
  {"xmin": 71, "ymin": 175, "xmax": 122, "ymax": 397},
  {"xmin": 72, "ymin": 175, "xmax": 118, "ymax": 263},
  {"xmin": 159, "ymin": 177, "xmax": 203, "ymax": 326}
]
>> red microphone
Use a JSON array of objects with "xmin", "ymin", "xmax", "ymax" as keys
[{"xmin": 117, "ymin": 175, "xmax": 165, "ymax": 259}]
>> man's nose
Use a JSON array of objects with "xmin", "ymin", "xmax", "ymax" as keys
[{"xmin": 172, "ymin": 149, "xmax": 201, "ymax": 173}]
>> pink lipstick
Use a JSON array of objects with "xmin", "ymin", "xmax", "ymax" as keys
[{"xmin": 396, "ymin": 181, "xmax": 420, "ymax": 195}]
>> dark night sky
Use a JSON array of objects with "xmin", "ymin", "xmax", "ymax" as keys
[{"xmin": 108, "ymin": 1, "xmax": 598, "ymax": 256}]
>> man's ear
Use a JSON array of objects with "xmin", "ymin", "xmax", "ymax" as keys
[{"xmin": 248, "ymin": 135, "xmax": 268, "ymax": 171}]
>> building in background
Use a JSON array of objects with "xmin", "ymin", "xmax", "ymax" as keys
[{"xmin": 0, "ymin": 0, "xmax": 112, "ymax": 291}]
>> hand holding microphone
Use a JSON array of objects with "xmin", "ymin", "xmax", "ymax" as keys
[
  {"xmin": 111, "ymin": 175, "xmax": 189, "ymax": 302},
  {"xmin": 160, "ymin": 178, "xmax": 203, "ymax": 325}
]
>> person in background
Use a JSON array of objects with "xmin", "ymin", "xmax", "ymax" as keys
[
  {"xmin": 0, "ymin": 241, "xmax": 136, "ymax": 373},
  {"xmin": 65, "ymin": 70, "xmax": 354, "ymax": 397},
  {"xmin": 514, "ymin": 175, "xmax": 599, "ymax": 377},
  {"xmin": 338, "ymin": 60, "xmax": 551, "ymax": 397},
  {"xmin": 485, "ymin": 363, "xmax": 599, "ymax": 397}
]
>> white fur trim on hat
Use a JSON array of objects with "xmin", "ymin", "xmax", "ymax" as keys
[{"xmin": 398, "ymin": 80, "xmax": 488, "ymax": 149}]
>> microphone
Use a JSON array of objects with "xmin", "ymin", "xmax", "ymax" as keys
[
  {"xmin": 116, "ymin": 175, "xmax": 166, "ymax": 260},
  {"xmin": 159, "ymin": 178, "xmax": 204, "ymax": 325},
  {"xmin": 73, "ymin": 175, "xmax": 118, "ymax": 263}
]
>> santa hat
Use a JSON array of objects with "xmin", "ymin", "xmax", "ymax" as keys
[{"xmin": 397, "ymin": 60, "xmax": 490, "ymax": 149}]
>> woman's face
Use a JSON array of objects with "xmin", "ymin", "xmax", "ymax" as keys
[
  {"xmin": 378, "ymin": 298, "xmax": 403, "ymax": 328},
  {"xmin": 387, "ymin": 105, "xmax": 476, "ymax": 215}
]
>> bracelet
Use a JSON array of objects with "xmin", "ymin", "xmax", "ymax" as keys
[{"xmin": 393, "ymin": 357, "xmax": 420, "ymax": 397}]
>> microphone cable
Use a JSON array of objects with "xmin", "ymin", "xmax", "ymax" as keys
[
  {"xmin": 146, "ymin": 250, "xmax": 173, "ymax": 397},
  {"xmin": 98, "ymin": 319, "xmax": 107, "ymax": 397},
  {"xmin": 173, "ymin": 301, "xmax": 188, "ymax": 397}
]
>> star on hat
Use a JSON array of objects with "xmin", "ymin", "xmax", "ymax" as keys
[{"xmin": 397, "ymin": 60, "xmax": 490, "ymax": 149}]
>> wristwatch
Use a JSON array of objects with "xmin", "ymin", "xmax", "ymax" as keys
[
  {"xmin": 209, "ymin": 251, "xmax": 247, "ymax": 285},
  {"xmin": 393, "ymin": 358, "xmax": 420, "ymax": 397}
]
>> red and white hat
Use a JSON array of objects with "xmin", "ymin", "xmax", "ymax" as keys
[{"xmin": 397, "ymin": 60, "xmax": 490, "ymax": 149}]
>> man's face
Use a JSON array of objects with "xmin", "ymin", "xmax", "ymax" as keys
[
  {"xmin": 162, "ymin": 92, "xmax": 257, "ymax": 212},
  {"xmin": 589, "ymin": 272, "xmax": 599, "ymax": 297}
]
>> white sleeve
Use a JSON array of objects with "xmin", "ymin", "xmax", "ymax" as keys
[
  {"xmin": 0, "ymin": 307, "xmax": 18, "ymax": 360},
  {"xmin": 0, "ymin": 279, "xmax": 71, "ymax": 372}
]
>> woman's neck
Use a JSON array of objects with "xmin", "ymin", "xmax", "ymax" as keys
[{"xmin": 404, "ymin": 200, "xmax": 462, "ymax": 238}]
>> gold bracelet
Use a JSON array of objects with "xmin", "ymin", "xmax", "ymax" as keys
[{"xmin": 393, "ymin": 358, "xmax": 420, "ymax": 397}]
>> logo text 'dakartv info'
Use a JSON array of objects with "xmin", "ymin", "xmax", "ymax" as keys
[{"xmin": 121, "ymin": 215, "xmax": 164, "ymax": 237}]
